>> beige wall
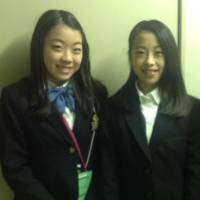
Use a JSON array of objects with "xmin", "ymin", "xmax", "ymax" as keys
[
  {"xmin": 0, "ymin": 0, "xmax": 177, "ymax": 94},
  {"xmin": 181, "ymin": 0, "xmax": 200, "ymax": 98},
  {"xmin": 0, "ymin": 0, "xmax": 177, "ymax": 199}
]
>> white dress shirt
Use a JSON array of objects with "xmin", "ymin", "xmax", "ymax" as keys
[{"xmin": 136, "ymin": 83, "xmax": 160, "ymax": 144}]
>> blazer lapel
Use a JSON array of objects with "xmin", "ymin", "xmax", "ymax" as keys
[
  {"xmin": 150, "ymin": 108, "xmax": 175, "ymax": 145},
  {"xmin": 125, "ymin": 110, "xmax": 151, "ymax": 161},
  {"xmin": 46, "ymin": 109, "xmax": 74, "ymax": 145},
  {"xmin": 121, "ymin": 75, "xmax": 151, "ymax": 161},
  {"xmin": 150, "ymin": 111, "xmax": 162, "ymax": 145}
]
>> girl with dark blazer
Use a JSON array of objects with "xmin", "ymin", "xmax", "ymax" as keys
[
  {"xmin": 100, "ymin": 20, "xmax": 200, "ymax": 200},
  {"xmin": 0, "ymin": 10, "xmax": 107, "ymax": 200}
]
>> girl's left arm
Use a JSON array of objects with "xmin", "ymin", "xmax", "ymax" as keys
[{"xmin": 184, "ymin": 99, "xmax": 200, "ymax": 200}]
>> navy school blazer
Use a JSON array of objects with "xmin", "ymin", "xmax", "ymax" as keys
[
  {"xmin": 0, "ymin": 78, "xmax": 106, "ymax": 200},
  {"xmin": 100, "ymin": 76, "xmax": 200, "ymax": 200}
]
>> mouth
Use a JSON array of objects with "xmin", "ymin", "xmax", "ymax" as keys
[
  {"xmin": 56, "ymin": 65, "xmax": 73, "ymax": 74},
  {"xmin": 143, "ymin": 68, "xmax": 159, "ymax": 76}
]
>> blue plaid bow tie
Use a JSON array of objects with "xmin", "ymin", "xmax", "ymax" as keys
[{"xmin": 48, "ymin": 85, "xmax": 75, "ymax": 113}]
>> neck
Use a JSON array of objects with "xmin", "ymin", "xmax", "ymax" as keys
[{"xmin": 137, "ymin": 82, "xmax": 156, "ymax": 95}]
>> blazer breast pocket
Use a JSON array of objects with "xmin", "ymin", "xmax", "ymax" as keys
[{"xmin": 156, "ymin": 136, "xmax": 187, "ymax": 166}]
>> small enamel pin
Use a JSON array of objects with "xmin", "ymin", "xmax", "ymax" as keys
[{"xmin": 91, "ymin": 113, "xmax": 99, "ymax": 132}]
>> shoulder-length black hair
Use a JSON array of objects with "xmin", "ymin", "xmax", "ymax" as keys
[
  {"xmin": 128, "ymin": 19, "xmax": 191, "ymax": 116},
  {"xmin": 30, "ymin": 9, "xmax": 100, "ymax": 115}
]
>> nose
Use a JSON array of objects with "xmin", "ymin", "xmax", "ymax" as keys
[
  {"xmin": 146, "ymin": 52, "xmax": 155, "ymax": 66},
  {"xmin": 61, "ymin": 49, "xmax": 72, "ymax": 63}
]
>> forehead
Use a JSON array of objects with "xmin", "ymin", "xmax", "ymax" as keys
[
  {"xmin": 45, "ymin": 23, "xmax": 82, "ymax": 43},
  {"xmin": 133, "ymin": 31, "xmax": 160, "ymax": 48}
]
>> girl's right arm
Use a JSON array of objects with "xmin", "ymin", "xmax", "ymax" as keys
[{"xmin": 0, "ymin": 87, "xmax": 56, "ymax": 200}]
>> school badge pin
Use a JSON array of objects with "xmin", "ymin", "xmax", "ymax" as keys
[{"xmin": 91, "ymin": 113, "xmax": 99, "ymax": 132}]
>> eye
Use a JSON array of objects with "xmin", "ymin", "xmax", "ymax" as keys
[
  {"xmin": 51, "ymin": 44, "xmax": 63, "ymax": 51},
  {"xmin": 73, "ymin": 47, "xmax": 82, "ymax": 54},
  {"xmin": 135, "ymin": 49, "xmax": 146, "ymax": 56},
  {"xmin": 155, "ymin": 50, "xmax": 164, "ymax": 57},
  {"xmin": 154, "ymin": 47, "xmax": 164, "ymax": 56}
]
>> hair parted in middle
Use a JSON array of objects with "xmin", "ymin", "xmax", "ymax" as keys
[
  {"xmin": 128, "ymin": 20, "xmax": 191, "ymax": 116},
  {"xmin": 30, "ymin": 9, "xmax": 97, "ymax": 115}
]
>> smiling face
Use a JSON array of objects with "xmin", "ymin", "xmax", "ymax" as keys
[
  {"xmin": 130, "ymin": 31, "xmax": 165, "ymax": 94},
  {"xmin": 43, "ymin": 23, "xmax": 83, "ymax": 85}
]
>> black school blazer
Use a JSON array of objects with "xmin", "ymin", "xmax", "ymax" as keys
[
  {"xmin": 100, "ymin": 77, "xmax": 200, "ymax": 200},
  {"xmin": 0, "ymin": 78, "xmax": 106, "ymax": 200}
]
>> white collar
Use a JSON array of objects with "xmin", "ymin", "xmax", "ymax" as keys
[
  {"xmin": 48, "ymin": 80, "xmax": 69, "ymax": 89},
  {"xmin": 135, "ymin": 82, "xmax": 160, "ymax": 105}
]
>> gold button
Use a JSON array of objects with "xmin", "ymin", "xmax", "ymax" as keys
[{"xmin": 69, "ymin": 147, "xmax": 75, "ymax": 153}]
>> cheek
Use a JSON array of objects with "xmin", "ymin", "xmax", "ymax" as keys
[
  {"xmin": 131, "ymin": 59, "xmax": 142, "ymax": 72},
  {"xmin": 43, "ymin": 49, "xmax": 53, "ymax": 66},
  {"xmin": 75, "ymin": 55, "xmax": 83, "ymax": 66},
  {"xmin": 159, "ymin": 60, "xmax": 165, "ymax": 73},
  {"xmin": 43, "ymin": 48, "xmax": 59, "ymax": 63}
]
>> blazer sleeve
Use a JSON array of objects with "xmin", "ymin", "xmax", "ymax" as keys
[
  {"xmin": 184, "ymin": 99, "xmax": 200, "ymax": 200},
  {"xmin": 98, "ymin": 103, "xmax": 120, "ymax": 200},
  {"xmin": 0, "ymin": 88, "xmax": 56, "ymax": 200}
]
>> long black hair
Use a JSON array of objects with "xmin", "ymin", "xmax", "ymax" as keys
[
  {"xmin": 30, "ymin": 9, "xmax": 104, "ymax": 115},
  {"xmin": 128, "ymin": 20, "xmax": 191, "ymax": 116}
]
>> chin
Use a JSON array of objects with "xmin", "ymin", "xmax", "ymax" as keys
[{"xmin": 59, "ymin": 75, "xmax": 71, "ymax": 81}]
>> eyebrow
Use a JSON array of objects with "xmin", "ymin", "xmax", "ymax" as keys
[
  {"xmin": 72, "ymin": 42, "xmax": 82, "ymax": 45},
  {"xmin": 134, "ymin": 45, "xmax": 162, "ymax": 49},
  {"xmin": 134, "ymin": 46, "xmax": 145, "ymax": 49},
  {"xmin": 50, "ymin": 39, "xmax": 82, "ymax": 45}
]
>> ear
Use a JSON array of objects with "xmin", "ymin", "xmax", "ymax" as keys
[
  {"xmin": 129, "ymin": 55, "xmax": 133, "ymax": 68},
  {"xmin": 128, "ymin": 48, "xmax": 134, "ymax": 64},
  {"xmin": 128, "ymin": 58, "xmax": 132, "ymax": 66}
]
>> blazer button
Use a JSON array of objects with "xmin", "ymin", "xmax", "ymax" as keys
[
  {"xmin": 145, "ymin": 168, "xmax": 151, "ymax": 175},
  {"xmin": 146, "ymin": 191, "xmax": 153, "ymax": 199},
  {"xmin": 69, "ymin": 147, "xmax": 75, "ymax": 153}
]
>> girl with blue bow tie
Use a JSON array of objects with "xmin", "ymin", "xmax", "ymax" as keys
[{"xmin": 0, "ymin": 9, "xmax": 107, "ymax": 200}]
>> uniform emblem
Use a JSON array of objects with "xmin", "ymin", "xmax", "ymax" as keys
[{"xmin": 91, "ymin": 113, "xmax": 99, "ymax": 132}]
